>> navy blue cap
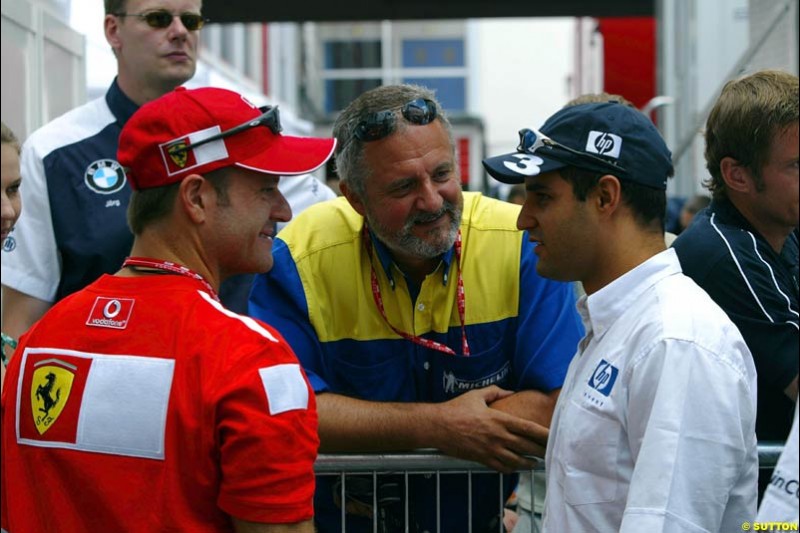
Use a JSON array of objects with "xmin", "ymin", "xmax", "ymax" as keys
[{"xmin": 482, "ymin": 102, "xmax": 673, "ymax": 189}]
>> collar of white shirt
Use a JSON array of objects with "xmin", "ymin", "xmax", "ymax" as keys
[{"xmin": 580, "ymin": 248, "xmax": 682, "ymax": 341}]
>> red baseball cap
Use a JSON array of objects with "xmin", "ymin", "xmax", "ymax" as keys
[{"xmin": 118, "ymin": 86, "xmax": 337, "ymax": 190}]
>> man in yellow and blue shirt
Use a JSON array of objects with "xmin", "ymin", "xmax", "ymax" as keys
[{"xmin": 249, "ymin": 84, "xmax": 583, "ymax": 533}]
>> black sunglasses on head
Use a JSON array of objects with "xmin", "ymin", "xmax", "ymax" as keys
[
  {"xmin": 167, "ymin": 106, "xmax": 282, "ymax": 156},
  {"xmin": 517, "ymin": 128, "xmax": 627, "ymax": 175},
  {"xmin": 354, "ymin": 98, "xmax": 439, "ymax": 142},
  {"xmin": 114, "ymin": 10, "xmax": 209, "ymax": 31}
]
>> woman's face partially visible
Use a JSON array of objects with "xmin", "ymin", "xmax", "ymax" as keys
[{"xmin": 1, "ymin": 142, "xmax": 22, "ymax": 246}]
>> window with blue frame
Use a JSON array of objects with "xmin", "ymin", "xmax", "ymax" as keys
[
  {"xmin": 402, "ymin": 77, "xmax": 466, "ymax": 112},
  {"xmin": 402, "ymin": 39, "xmax": 464, "ymax": 68},
  {"xmin": 402, "ymin": 39, "xmax": 466, "ymax": 112},
  {"xmin": 325, "ymin": 79, "xmax": 382, "ymax": 114},
  {"xmin": 323, "ymin": 40, "xmax": 382, "ymax": 113},
  {"xmin": 320, "ymin": 35, "xmax": 467, "ymax": 114},
  {"xmin": 325, "ymin": 41, "xmax": 381, "ymax": 69}
]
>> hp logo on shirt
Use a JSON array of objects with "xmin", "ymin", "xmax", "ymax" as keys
[{"xmin": 588, "ymin": 359, "xmax": 619, "ymax": 397}]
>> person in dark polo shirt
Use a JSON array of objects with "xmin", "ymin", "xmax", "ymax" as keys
[{"xmin": 673, "ymin": 70, "xmax": 798, "ymax": 447}]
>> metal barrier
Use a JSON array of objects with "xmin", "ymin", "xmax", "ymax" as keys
[
  {"xmin": 758, "ymin": 442, "xmax": 784, "ymax": 470},
  {"xmin": 314, "ymin": 443, "xmax": 785, "ymax": 533}
]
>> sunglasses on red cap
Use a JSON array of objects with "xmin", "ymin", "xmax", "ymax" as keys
[
  {"xmin": 354, "ymin": 98, "xmax": 439, "ymax": 142},
  {"xmin": 167, "ymin": 106, "xmax": 282, "ymax": 157},
  {"xmin": 517, "ymin": 128, "xmax": 627, "ymax": 175},
  {"xmin": 114, "ymin": 10, "xmax": 209, "ymax": 31}
]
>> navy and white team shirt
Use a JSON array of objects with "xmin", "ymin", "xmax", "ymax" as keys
[
  {"xmin": 673, "ymin": 197, "xmax": 799, "ymax": 441},
  {"xmin": 2, "ymin": 78, "xmax": 137, "ymax": 303},
  {"xmin": 1, "ymin": 78, "xmax": 338, "ymax": 313}
]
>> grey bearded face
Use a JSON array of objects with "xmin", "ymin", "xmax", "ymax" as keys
[{"xmin": 367, "ymin": 199, "xmax": 462, "ymax": 259}]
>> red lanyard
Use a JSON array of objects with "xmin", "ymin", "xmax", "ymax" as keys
[
  {"xmin": 122, "ymin": 257, "xmax": 220, "ymax": 302},
  {"xmin": 362, "ymin": 227, "xmax": 470, "ymax": 357}
]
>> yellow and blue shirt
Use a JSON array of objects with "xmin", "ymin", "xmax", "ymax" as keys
[
  {"xmin": 249, "ymin": 192, "xmax": 582, "ymax": 533},
  {"xmin": 250, "ymin": 192, "xmax": 581, "ymax": 400}
]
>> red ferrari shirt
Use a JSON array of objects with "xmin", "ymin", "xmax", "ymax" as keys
[{"xmin": 1, "ymin": 274, "xmax": 318, "ymax": 532}]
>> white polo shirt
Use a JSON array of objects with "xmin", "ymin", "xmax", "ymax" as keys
[
  {"xmin": 543, "ymin": 248, "xmax": 758, "ymax": 533},
  {"xmin": 757, "ymin": 399, "xmax": 799, "ymax": 523}
]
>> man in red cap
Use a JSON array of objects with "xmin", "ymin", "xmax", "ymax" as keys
[{"xmin": 0, "ymin": 86, "xmax": 336, "ymax": 533}]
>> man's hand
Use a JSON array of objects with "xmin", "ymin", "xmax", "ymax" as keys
[
  {"xmin": 429, "ymin": 386, "xmax": 548, "ymax": 473},
  {"xmin": 316, "ymin": 388, "xmax": 552, "ymax": 473}
]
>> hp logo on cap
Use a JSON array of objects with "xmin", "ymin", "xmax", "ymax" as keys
[{"xmin": 586, "ymin": 131, "xmax": 622, "ymax": 159}]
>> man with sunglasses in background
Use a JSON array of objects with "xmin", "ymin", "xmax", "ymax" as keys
[
  {"xmin": 1, "ymin": 86, "xmax": 336, "ymax": 532},
  {"xmin": 248, "ymin": 84, "xmax": 583, "ymax": 532},
  {"xmin": 1, "ymin": 0, "xmax": 204, "ymax": 377},
  {"xmin": 483, "ymin": 100, "xmax": 758, "ymax": 532}
]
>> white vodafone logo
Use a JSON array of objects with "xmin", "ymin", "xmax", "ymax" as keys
[
  {"xmin": 87, "ymin": 297, "xmax": 135, "ymax": 330},
  {"xmin": 502, "ymin": 154, "xmax": 545, "ymax": 176},
  {"xmin": 103, "ymin": 299, "xmax": 123, "ymax": 319}
]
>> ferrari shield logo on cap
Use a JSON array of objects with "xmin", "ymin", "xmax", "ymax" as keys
[
  {"xmin": 31, "ymin": 359, "xmax": 76, "ymax": 435},
  {"xmin": 167, "ymin": 141, "xmax": 189, "ymax": 168}
]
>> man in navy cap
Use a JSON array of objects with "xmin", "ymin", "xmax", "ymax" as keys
[{"xmin": 483, "ymin": 101, "xmax": 758, "ymax": 532}]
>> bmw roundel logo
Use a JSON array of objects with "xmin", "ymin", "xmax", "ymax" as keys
[{"xmin": 85, "ymin": 159, "xmax": 127, "ymax": 195}]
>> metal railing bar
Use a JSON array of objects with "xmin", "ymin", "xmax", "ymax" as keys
[
  {"xmin": 316, "ymin": 443, "xmax": 781, "ymax": 473},
  {"xmin": 317, "ymin": 443, "xmax": 783, "ymax": 532},
  {"xmin": 757, "ymin": 442, "xmax": 784, "ymax": 468},
  {"xmin": 529, "ymin": 469, "xmax": 535, "ymax": 533},
  {"xmin": 316, "ymin": 450, "xmax": 545, "ymax": 473},
  {"xmin": 436, "ymin": 471, "xmax": 441, "ymax": 533},
  {"xmin": 340, "ymin": 473, "xmax": 346, "ymax": 532},
  {"xmin": 498, "ymin": 473, "xmax": 504, "ymax": 533},
  {"xmin": 372, "ymin": 471, "xmax": 377, "ymax": 533},
  {"xmin": 467, "ymin": 470, "xmax": 473, "ymax": 533},
  {"xmin": 404, "ymin": 471, "xmax": 410, "ymax": 533}
]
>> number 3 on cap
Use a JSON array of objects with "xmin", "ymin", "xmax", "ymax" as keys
[{"xmin": 503, "ymin": 154, "xmax": 544, "ymax": 176}]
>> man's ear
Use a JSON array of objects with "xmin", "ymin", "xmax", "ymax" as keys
[
  {"xmin": 594, "ymin": 174, "xmax": 622, "ymax": 213},
  {"xmin": 720, "ymin": 157, "xmax": 752, "ymax": 193},
  {"xmin": 104, "ymin": 14, "xmax": 121, "ymax": 53},
  {"xmin": 339, "ymin": 180, "xmax": 367, "ymax": 217},
  {"xmin": 178, "ymin": 175, "xmax": 211, "ymax": 224}
]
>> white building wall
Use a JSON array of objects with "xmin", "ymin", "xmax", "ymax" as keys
[
  {"xmin": 749, "ymin": 0, "xmax": 798, "ymax": 75},
  {"xmin": 1, "ymin": 0, "xmax": 85, "ymax": 140},
  {"xmin": 658, "ymin": 0, "xmax": 798, "ymax": 198},
  {"xmin": 473, "ymin": 17, "xmax": 575, "ymax": 194},
  {"xmin": 268, "ymin": 23, "xmax": 301, "ymax": 113}
]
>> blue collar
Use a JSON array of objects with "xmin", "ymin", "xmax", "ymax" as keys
[
  {"xmin": 367, "ymin": 227, "xmax": 456, "ymax": 291},
  {"xmin": 106, "ymin": 77, "xmax": 141, "ymax": 126},
  {"xmin": 709, "ymin": 197, "xmax": 757, "ymax": 234},
  {"xmin": 711, "ymin": 198, "xmax": 799, "ymax": 266}
]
